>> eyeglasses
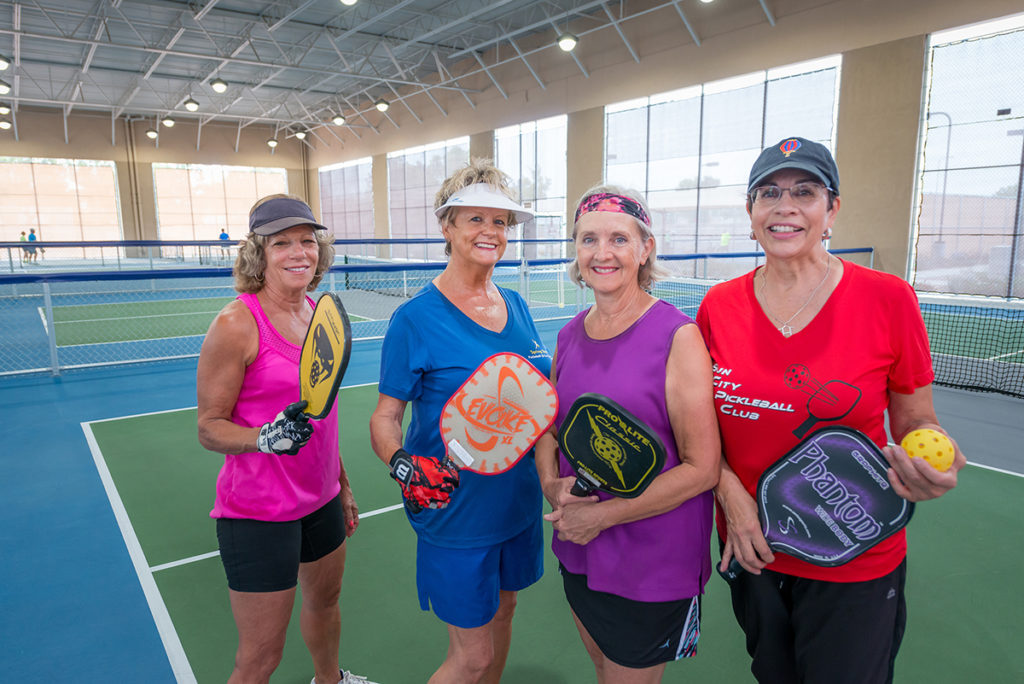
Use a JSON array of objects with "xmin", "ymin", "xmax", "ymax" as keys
[{"xmin": 749, "ymin": 182, "xmax": 833, "ymax": 206}]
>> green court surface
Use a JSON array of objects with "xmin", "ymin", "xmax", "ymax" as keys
[
  {"xmin": 50, "ymin": 297, "xmax": 368, "ymax": 346},
  {"xmin": 85, "ymin": 383, "xmax": 1024, "ymax": 683},
  {"xmin": 923, "ymin": 309, "xmax": 1024, "ymax": 363}
]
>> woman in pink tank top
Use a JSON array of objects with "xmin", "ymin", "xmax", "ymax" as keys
[{"xmin": 197, "ymin": 195, "xmax": 375, "ymax": 684}]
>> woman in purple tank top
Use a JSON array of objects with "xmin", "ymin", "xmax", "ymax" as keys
[{"xmin": 535, "ymin": 185, "xmax": 720, "ymax": 683}]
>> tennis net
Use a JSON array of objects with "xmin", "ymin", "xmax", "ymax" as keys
[{"xmin": 919, "ymin": 293, "xmax": 1024, "ymax": 398}]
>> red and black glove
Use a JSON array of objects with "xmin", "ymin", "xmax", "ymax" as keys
[{"xmin": 389, "ymin": 449, "xmax": 460, "ymax": 513}]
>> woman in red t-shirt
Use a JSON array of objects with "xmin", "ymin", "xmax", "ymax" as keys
[{"xmin": 696, "ymin": 137, "xmax": 965, "ymax": 684}]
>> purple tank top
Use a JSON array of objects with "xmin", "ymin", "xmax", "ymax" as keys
[
  {"xmin": 210, "ymin": 292, "xmax": 340, "ymax": 522},
  {"xmin": 553, "ymin": 299, "xmax": 713, "ymax": 601}
]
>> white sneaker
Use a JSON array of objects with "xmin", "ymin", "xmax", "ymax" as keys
[{"xmin": 310, "ymin": 669, "xmax": 379, "ymax": 684}]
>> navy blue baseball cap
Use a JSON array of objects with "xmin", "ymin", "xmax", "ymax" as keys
[
  {"xmin": 748, "ymin": 137, "xmax": 840, "ymax": 195},
  {"xmin": 248, "ymin": 197, "xmax": 326, "ymax": 236}
]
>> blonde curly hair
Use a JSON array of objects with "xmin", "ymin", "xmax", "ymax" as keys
[
  {"xmin": 233, "ymin": 193, "xmax": 335, "ymax": 293},
  {"xmin": 434, "ymin": 158, "xmax": 522, "ymax": 256}
]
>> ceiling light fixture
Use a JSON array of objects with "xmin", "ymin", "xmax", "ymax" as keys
[
  {"xmin": 0, "ymin": 119, "xmax": 11, "ymax": 130},
  {"xmin": 339, "ymin": 0, "xmax": 358, "ymax": 6},
  {"xmin": 700, "ymin": 0, "xmax": 715, "ymax": 4},
  {"xmin": 0, "ymin": 55, "xmax": 9, "ymax": 70},
  {"xmin": 0, "ymin": 103, "xmax": 9, "ymax": 115},
  {"xmin": 210, "ymin": 78, "xmax": 228, "ymax": 93},
  {"xmin": 183, "ymin": 97, "xmax": 199, "ymax": 112},
  {"xmin": 557, "ymin": 32, "xmax": 578, "ymax": 52},
  {"xmin": 374, "ymin": 98, "xmax": 389, "ymax": 112},
  {"xmin": 295, "ymin": 130, "xmax": 306, "ymax": 140},
  {"xmin": 145, "ymin": 128, "xmax": 158, "ymax": 139},
  {"xmin": 267, "ymin": 138, "xmax": 279, "ymax": 148},
  {"xmin": 161, "ymin": 116, "xmax": 175, "ymax": 127},
  {"xmin": 332, "ymin": 114, "xmax": 346, "ymax": 126},
  {"xmin": 0, "ymin": 80, "xmax": 10, "ymax": 96}
]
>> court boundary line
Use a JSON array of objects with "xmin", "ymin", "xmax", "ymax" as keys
[
  {"xmin": 149, "ymin": 503, "xmax": 407, "ymax": 573},
  {"xmin": 81, "ymin": 421, "xmax": 197, "ymax": 684}
]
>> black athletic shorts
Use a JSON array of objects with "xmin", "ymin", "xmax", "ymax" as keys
[
  {"xmin": 560, "ymin": 563, "xmax": 702, "ymax": 669},
  {"xmin": 726, "ymin": 554, "xmax": 907, "ymax": 684},
  {"xmin": 216, "ymin": 494, "xmax": 346, "ymax": 592}
]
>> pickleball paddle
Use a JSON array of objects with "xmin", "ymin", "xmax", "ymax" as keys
[
  {"xmin": 439, "ymin": 352, "xmax": 558, "ymax": 474},
  {"xmin": 299, "ymin": 292, "xmax": 352, "ymax": 420},
  {"xmin": 558, "ymin": 393, "xmax": 667, "ymax": 498},
  {"xmin": 719, "ymin": 425, "xmax": 913, "ymax": 581}
]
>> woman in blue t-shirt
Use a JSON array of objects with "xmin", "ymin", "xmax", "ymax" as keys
[{"xmin": 369, "ymin": 159, "xmax": 552, "ymax": 683}]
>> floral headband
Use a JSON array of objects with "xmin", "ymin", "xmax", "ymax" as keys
[{"xmin": 574, "ymin": 192, "xmax": 651, "ymax": 226}]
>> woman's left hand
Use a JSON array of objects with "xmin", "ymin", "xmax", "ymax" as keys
[
  {"xmin": 882, "ymin": 437, "xmax": 966, "ymax": 502},
  {"xmin": 544, "ymin": 500, "xmax": 607, "ymax": 545},
  {"xmin": 341, "ymin": 483, "xmax": 360, "ymax": 537}
]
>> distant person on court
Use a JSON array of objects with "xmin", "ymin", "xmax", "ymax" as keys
[
  {"xmin": 219, "ymin": 228, "xmax": 232, "ymax": 261},
  {"xmin": 196, "ymin": 194, "xmax": 375, "ymax": 684},
  {"xmin": 369, "ymin": 159, "xmax": 552, "ymax": 684},
  {"xmin": 534, "ymin": 185, "xmax": 721, "ymax": 684},
  {"xmin": 26, "ymin": 228, "xmax": 38, "ymax": 263},
  {"xmin": 695, "ymin": 137, "xmax": 966, "ymax": 683},
  {"xmin": 19, "ymin": 230, "xmax": 28, "ymax": 263}
]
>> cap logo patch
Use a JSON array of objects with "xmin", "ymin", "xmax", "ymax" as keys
[{"xmin": 780, "ymin": 138, "xmax": 801, "ymax": 157}]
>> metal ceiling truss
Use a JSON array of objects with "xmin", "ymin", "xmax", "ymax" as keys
[{"xmin": 0, "ymin": 1, "xmax": 777, "ymax": 144}]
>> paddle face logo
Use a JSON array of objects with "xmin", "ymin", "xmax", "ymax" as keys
[
  {"xmin": 299, "ymin": 294, "xmax": 351, "ymax": 420},
  {"xmin": 309, "ymin": 323, "xmax": 334, "ymax": 388},
  {"xmin": 440, "ymin": 353, "xmax": 558, "ymax": 475},
  {"xmin": 560, "ymin": 399, "xmax": 662, "ymax": 496}
]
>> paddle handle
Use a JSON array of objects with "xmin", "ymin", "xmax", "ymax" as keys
[
  {"xmin": 718, "ymin": 558, "xmax": 745, "ymax": 583},
  {"xmin": 570, "ymin": 478, "xmax": 594, "ymax": 497}
]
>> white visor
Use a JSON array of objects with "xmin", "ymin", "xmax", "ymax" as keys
[{"xmin": 434, "ymin": 183, "xmax": 534, "ymax": 225}]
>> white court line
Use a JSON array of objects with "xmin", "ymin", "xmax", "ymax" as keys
[
  {"xmin": 987, "ymin": 349, "xmax": 1024, "ymax": 361},
  {"xmin": 967, "ymin": 460, "xmax": 1024, "ymax": 478},
  {"xmin": 87, "ymin": 381, "xmax": 381, "ymax": 424},
  {"xmin": 37, "ymin": 306, "xmax": 47, "ymax": 333},
  {"xmin": 59, "ymin": 310, "xmax": 223, "ymax": 324},
  {"xmin": 82, "ymin": 421, "xmax": 197, "ymax": 684},
  {"xmin": 149, "ymin": 503, "xmax": 407, "ymax": 574}
]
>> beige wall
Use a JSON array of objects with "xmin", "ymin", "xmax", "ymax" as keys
[{"xmin": 0, "ymin": 0, "xmax": 1018, "ymax": 273}]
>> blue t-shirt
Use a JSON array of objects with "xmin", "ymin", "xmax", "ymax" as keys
[{"xmin": 379, "ymin": 282, "xmax": 552, "ymax": 548}]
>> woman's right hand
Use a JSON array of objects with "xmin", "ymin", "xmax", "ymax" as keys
[
  {"xmin": 718, "ymin": 484, "xmax": 775, "ymax": 576},
  {"xmin": 542, "ymin": 475, "xmax": 598, "ymax": 510}
]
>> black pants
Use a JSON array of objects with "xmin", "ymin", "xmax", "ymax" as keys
[{"xmin": 728, "ymin": 559, "xmax": 907, "ymax": 684}]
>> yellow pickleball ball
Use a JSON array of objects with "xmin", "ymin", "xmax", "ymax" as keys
[{"xmin": 900, "ymin": 429, "xmax": 954, "ymax": 472}]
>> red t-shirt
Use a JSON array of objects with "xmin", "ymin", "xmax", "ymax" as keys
[{"xmin": 695, "ymin": 260, "xmax": 934, "ymax": 582}]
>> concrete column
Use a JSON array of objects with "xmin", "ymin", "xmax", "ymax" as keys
[
  {"xmin": 567, "ymin": 107, "xmax": 605, "ymax": 238},
  {"xmin": 469, "ymin": 130, "xmax": 494, "ymax": 162},
  {"xmin": 372, "ymin": 153, "xmax": 390, "ymax": 258},
  {"xmin": 834, "ymin": 35, "xmax": 928, "ymax": 277}
]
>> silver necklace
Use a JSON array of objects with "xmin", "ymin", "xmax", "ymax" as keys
[{"xmin": 758, "ymin": 255, "xmax": 832, "ymax": 337}]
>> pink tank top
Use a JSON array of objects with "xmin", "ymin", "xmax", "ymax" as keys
[{"xmin": 210, "ymin": 292, "xmax": 341, "ymax": 521}]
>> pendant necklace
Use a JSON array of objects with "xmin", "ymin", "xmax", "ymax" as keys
[{"xmin": 759, "ymin": 255, "xmax": 832, "ymax": 337}]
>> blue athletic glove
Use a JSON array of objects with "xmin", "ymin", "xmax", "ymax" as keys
[
  {"xmin": 257, "ymin": 400, "xmax": 313, "ymax": 456},
  {"xmin": 389, "ymin": 449, "xmax": 460, "ymax": 513}
]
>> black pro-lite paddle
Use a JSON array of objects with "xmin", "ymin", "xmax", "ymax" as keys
[
  {"xmin": 719, "ymin": 426, "xmax": 913, "ymax": 581},
  {"xmin": 558, "ymin": 393, "xmax": 667, "ymax": 498},
  {"xmin": 299, "ymin": 292, "xmax": 352, "ymax": 420}
]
